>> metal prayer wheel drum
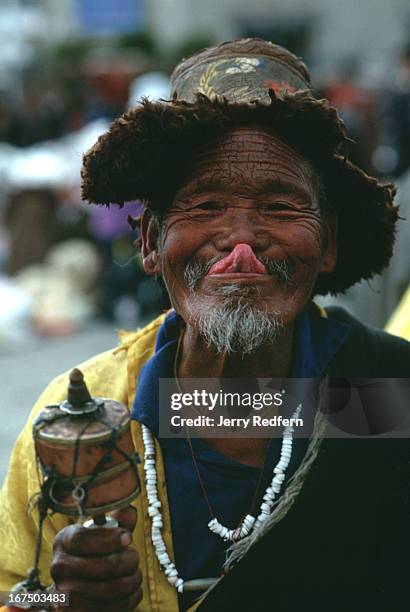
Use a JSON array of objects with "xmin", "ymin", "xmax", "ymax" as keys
[{"xmin": 33, "ymin": 369, "xmax": 140, "ymax": 517}]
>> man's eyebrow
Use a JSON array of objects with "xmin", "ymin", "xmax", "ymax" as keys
[
  {"xmin": 264, "ymin": 177, "xmax": 311, "ymax": 197},
  {"xmin": 176, "ymin": 176, "xmax": 313, "ymax": 199}
]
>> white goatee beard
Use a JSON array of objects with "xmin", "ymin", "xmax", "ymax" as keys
[
  {"xmin": 186, "ymin": 287, "xmax": 283, "ymax": 355},
  {"xmin": 178, "ymin": 254, "xmax": 292, "ymax": 355}
]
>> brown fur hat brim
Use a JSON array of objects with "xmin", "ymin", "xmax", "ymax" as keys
[{"xmin": 81, "ymin": 92, "xmax": 398, "ymax": 295}]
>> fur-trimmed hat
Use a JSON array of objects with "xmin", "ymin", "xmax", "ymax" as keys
[{"xmin": 81, "ymin": 38, "xmax": 399, "ymax": 295}]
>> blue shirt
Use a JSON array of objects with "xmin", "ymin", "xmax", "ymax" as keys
[{"xmin": 131, "ymin": 305, "xmax": 350, "ymax": 610}]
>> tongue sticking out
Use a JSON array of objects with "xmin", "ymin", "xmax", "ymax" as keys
[{"xmin": 207, "ymin": 244, "xmax": 267, "ymax": 275}]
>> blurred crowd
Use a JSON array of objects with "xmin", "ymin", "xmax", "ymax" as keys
[
  {"xmin": 0, "ymin": 35, "xmax": 409, "ymax": 347},
  {"xmin": 0, "ymin": 39, "xmax": 172, "ymax": 346}
]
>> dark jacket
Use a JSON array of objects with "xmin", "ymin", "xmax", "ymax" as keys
[{"xmin": 199, "ymin": 308, "xmax": 410, "ymax": 612}]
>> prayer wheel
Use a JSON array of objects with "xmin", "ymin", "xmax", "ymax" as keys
[
  {"xmin": 32, "ymin": 368, "xmax": 140, "ymax": 520},
  {"xmin": 8, "ymin": 369, "xmax": 141, "ymax": 608}
]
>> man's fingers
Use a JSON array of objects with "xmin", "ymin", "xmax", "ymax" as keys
[
  {"xmin": 54, "ymin": 524, "xmax": 132, "ymax": 556},
  {"xmin": 51, "ymin": 508, "xmax": 141, "ymax": 611},
  {"xmin": 111, "ymin": 505, "xmax": 138, "ymax": 533},
  {"xmin": 57, "ymin": 571, "xmax": 142, "ymax": 603},
  {"xmin": 51, "ymin": 549, "xmax": 139, "ymax": 582}
]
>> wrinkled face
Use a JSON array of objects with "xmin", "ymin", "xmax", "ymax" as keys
[{"xmin": 141, "ymin": 126, "xmax": 337, "ymax": 349}]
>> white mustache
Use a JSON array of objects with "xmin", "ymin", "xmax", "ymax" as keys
[{"xmin": 184, "ymin": 255, "xmax": 294, "ymax": 290}]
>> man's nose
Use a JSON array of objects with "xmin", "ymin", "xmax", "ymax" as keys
[{"xmin": 213, "ymin": 205, "xmax": 269, "ymax": 252}]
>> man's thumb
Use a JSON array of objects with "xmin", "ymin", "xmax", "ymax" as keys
[{"xmin": 111, "ymin": 505, "xmax": 138, "ymax": 533}]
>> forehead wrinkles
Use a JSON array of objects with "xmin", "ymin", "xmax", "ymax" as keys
[{"xmin": 185, "ymin": 127, "xmax": 314, "ymax": 187}]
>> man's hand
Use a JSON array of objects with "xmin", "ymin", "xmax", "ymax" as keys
[{"xmin": 51, "ymin": 506, "xmax": 142, "ymax": 611}]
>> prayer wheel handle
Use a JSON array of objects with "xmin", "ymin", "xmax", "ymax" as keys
[{"xmin": 83, "ymin": 513, "xmax": 119, "ymax": 529}]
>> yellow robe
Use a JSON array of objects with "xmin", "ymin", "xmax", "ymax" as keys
[
  {"xmin": 386, "ymin": 285, "xmax": 410, "ymax": 341},
  {"xmin": 0, "ymin": 313, "xmax": 204, "ymax": 612}
]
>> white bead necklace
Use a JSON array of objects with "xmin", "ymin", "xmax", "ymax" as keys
[{"xmin": 141, "ymin": 403, "xmax": 301, "ymax": 593}]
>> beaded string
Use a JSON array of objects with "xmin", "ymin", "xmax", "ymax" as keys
[
  {"xmin": 185, "ymin": 429, "xmax": 270, "ymax": 525},
  {"xmin": 172, "ymin": 331, "xmax": 301, "ymax": 539},
  {"xmin": 142, "ymin": 424, "xmax": 185, "ymax": 592},
  {"xmin": 143, "ymin": 328, "xmax": 301, "ymax": 591},
  {"xmin": 142, "ymin": 411, "xmax": 301, "ymax": 592},
  {"xmin": 205, "ymin": 404, "xmax": 300, "ymax": 540}
]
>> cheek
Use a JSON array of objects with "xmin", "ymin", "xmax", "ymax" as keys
[
  {"xmin": 161, "ymin": 216, "xmax": 211, "ymax": 264},
  {"xmin": 159, "ymin": 219, "xmax": 210, "ymax": 294},
  {"xmin": 275, "ymin": 220, "xmax": 323, "ymax": 277},
  {"xmin": 279, "ymin": 216, "xmax": 322, "ymax": 252}
]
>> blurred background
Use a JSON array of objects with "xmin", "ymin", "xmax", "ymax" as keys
[{"xmin": 1, "ymin": 0, "xmax": 410, "ymax": 483}]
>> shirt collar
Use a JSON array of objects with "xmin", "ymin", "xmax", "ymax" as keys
[{"xmin": 131, "ymin": 305, "xmax": 351, "ymax": 434}]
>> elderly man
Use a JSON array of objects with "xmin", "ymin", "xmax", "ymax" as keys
[{"xmin": 1, "ymin": 39, "xmax": 409, "ymax": 612}]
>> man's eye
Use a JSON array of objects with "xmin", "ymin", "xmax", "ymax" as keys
[
  {"xmin": 262, "ymin": 202, "xmax": 291, "ymax": 212},
  {"xmin": 196, "ymin": 201, "xmax": 225, "ymax": 211}
]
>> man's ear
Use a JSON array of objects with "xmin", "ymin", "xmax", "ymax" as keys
[
  {"xmin": 140, "ymin": 209, "xmax": 161, "ymax": 276},
  {"xmin": 319, "ymin": 210, "xmax": 338, "ymax": 274}
]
